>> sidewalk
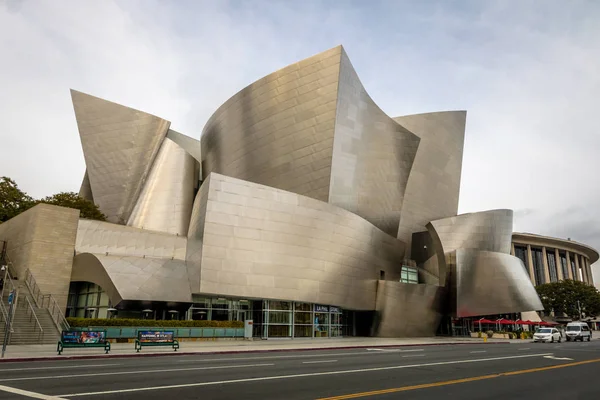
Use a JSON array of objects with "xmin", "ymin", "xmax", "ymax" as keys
[{"xmin": 0, "ymin": 336, "xmax": 518, "ymax": 362}]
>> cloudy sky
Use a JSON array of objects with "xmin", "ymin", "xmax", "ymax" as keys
[{"xmin": 1, "ymin": 0, "xmax": 599, "ymax": 281}]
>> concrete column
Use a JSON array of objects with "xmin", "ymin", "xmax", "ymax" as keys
[
  {"xmin": 527, "ymin": 244, "xmax": 536, "ymax": 285},
  {"xmin": 511, "ymin": 243, "xmax": 515, "ymax": 256},
  {"xmin": 565, "ymin": 251, "xmax": 573, "ymax": 280},
  {"xmin": 555, "ymin": 248, "xmax": 563, "ymax": 281},
  {"xmin": 542, "ymin": 246, "xmax": 550, "ymax": 283},
  {"xmin": 574, "ymin": 253, "xmax": 581, "ymax": 281},
  {"xmin": 581, "ymin": 256, "xmax": 588, "ymax": 284},
  {"xmin": 584, "ymin": 257, "xmax": 592, "ymax": 285}
]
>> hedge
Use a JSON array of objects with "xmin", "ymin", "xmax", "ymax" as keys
[{"xmin": 66, "ymin": 318, "xmax": 243, "ymax": 328}]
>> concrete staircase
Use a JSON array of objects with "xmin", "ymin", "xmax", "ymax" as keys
[{"xmin": 0, "ymin": 287, "xmax": 60, "ymax": 345}]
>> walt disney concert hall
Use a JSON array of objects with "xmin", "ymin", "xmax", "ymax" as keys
[{"xmin": 3, "ymin": 45, "xmax": 546, "ymax": 338}]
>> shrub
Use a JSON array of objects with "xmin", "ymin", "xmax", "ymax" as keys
[
  {"xmin": 508, "ymin": 332, "xmax": 514, "ymax": 339},
  {"xmin": 477, "ymin": 331, "xmax": 482, "ymax": 338},
  {"xmin": 486, "ymin": 330, "xmax": 494, "ymax": 338},
  {"xmin": 66, "ymin": 318, "xmax": 243, "ymax": 328}
]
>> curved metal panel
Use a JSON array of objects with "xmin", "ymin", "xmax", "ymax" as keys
[
  {"xmin": 71, "ymin": 90, "xmax": 170, "ymax": 224},
  {"xmin": 166, "ymin": 129, "xmax": 202, "ymax": 163},
  {"xmin": 374, "ymin": 281, "xmax": 446, "ymax": 337},
  {"xmin": 78, "ymin": 170, "xmax": 94, "ymax": 203},
  {"xmin": 72, "ymin": 252, "xmax": 123, "ymax": 306},
  {"xmin": 76, "ymin": 219, "xmax": 187, "ymax": 260},
  {"xmin": 453, "ymin": 249, "xmax": 543, "ymax": 317},
  {"xmin": 127, "ymin": 138, "xmax": 195, "ymax": 236},
  {"xmin": 426, "ymin": 209, "xmax": 513, "ymax": 285},
  {"xmin": 201, "ymin": 46, "xmax": 342, "ymax": 202},
  {"xmin": 393, "ymin": 111, "xmax": 466, "ymax": 253},
  {"xmin": 72, "ymin": 252, "xmax": 191, "ymax": 305},
  {"xmin": 190, "ymin": 173, "xmax": 407, "ymax": 310},
  {"xmin": 428, "ymin": 209, "xmax": 513, "ymax": 255},
  {"xmin": 328, "ymin": 50, "xmax": 420, "ymax": 236}
]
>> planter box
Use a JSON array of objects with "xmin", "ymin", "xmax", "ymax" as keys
[{"xmin": 492, "ymin": 333, "xmax": 509, "ymax": 339}]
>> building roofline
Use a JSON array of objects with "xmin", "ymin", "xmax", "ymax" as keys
[{"xmin": 512, "ymin": 232, "xmax": 599, "ymax": 264}]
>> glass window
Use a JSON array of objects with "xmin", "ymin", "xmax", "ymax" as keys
[
  {"xmin": 514, "ymin": 246, "xmax": 528, "ymax": 272},
  {"xmin": 547, "ymin": 250, "xmax": 558, "ymax": 282},
  {"xmin": 268, "ymin": 301, "xmax": 292, "ymax": 310},
  {"xmin": 400, "ymin": 266, "xmax": 418, "ymax": 284},
  {"xmin": 294, "ymin": 325, "xmax": 312, "ymax": 337},
  {"xmin": 268, "ymin": 325, "xmax": 291, "ymax": 337},
  {"xmin": 268, "ymin": 311, "xmax": 291, "ymax": 324},
  {"xmin": 295, "ymin": 302, "xmax": 312, "ymax": 312},
  {"xmin": 294, "ymin": 312, "xmax": 312, "ymax": 324},
  {"xmin": 559, "ymin": 252, "xmax": 569, "ymax": 279},
  {"xmin": 531, "ymin": 248, "xmax": 545, "ymax": 285},
  {"xmin": 570, "ymin": 256, "xmax": 578, "ymax": 281}
]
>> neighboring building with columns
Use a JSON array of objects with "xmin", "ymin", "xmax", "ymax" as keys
[{"xmin": 512, "ymin": 233, "xmax": 598, "ymax": 287}]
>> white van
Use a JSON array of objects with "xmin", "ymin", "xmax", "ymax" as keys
[{"xmin": 565, "ymin": 322, "xmax": 592, "ymax": 342}]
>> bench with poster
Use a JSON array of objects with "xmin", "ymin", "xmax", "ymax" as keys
[
  {"xmin": 57, "ymin": 330, "xmax": 111, "ymax": 355},
  {"xmin": 134, "ymin": 330, "xmax": 179, "ymax": 352}
]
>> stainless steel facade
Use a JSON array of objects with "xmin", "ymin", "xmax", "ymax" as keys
[
  {"xmin": 186, "ymin": 173, "xmax": 404, "ymax": 311},
  {"xmin": 426, "ymin": 210, "xmax": 543, "ymax": 317},
  {"xmin": 127, "ymin": 137, "xmax": 196, "ymax": 236},
  {"xmin": 201, "ymin": 46, "xmax": 342, "ymax": 203},
  {"xmin": 375, "ymin": 280, "xmax": 446, "ymax": 337},
  {"xmin": 56, "ymin": 45, "xmax": 555, "ymax": 337},
  {"xmin": 394, "ymin": 111, "xmax": 466, "ymax": 254},
  {"xmin": 71, "ymin": 90, "xmax": 170, "ymax": 224}
]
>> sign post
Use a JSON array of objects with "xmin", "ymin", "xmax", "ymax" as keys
[
  {"xmin": 2, "ymin": 289, "xmax": 16, "ymax": 358},
  {"xmin": 244, "ymin": 320, "xmax": 253, "ymax": 340}
]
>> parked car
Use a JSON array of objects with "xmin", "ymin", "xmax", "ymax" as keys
[
  {"xmin": 565, "ymin": 322, "xmax": 592, "ymax": 342},
  {"xmin": 533, "ymin": 327, "xmax": 562, "ymax": 343}
]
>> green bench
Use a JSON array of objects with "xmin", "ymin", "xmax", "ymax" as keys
[
  {"xmin": 134, "ymin": 330, "xmax": 179, "ymax": 352},
  {"xmin": 57, "ymin": 330, "xmax": 111, "ymax": 355}
]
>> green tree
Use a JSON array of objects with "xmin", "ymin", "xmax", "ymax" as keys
[
  {"xmin": 0, "ymin": 176, "xmax": 35, "ymax": 223},
  {"xmin": 39, "ymin": 192, "xmax": 106, "ymax": 221},
  {"xmin": 536, "ymin": 280, "xmax": 600, "ymax": 319}
]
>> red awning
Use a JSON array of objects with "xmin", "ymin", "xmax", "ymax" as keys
[
  {"xmin": 539, "ymin": 321, "xmax": 559, "ymax": 326},
  {"xmin": 497, "ymin": 319, "xmax": 516, "ymax": 325},
  {"xmin": 515, "ymin": 320, "xmax": 536, "ymax": 325}
]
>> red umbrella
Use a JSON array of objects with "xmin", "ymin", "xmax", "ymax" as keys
[
  {"xmin": 497, "ymin": 319, "xmax": 516, "ymax": 325},
  {"xmin": 477, "ymin": 319, "xmax": 495, "ymax": 324}
]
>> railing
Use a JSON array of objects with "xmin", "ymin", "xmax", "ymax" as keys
[
  {"xmin": 21, "ymin": 295, "xmax": 44, "ymax": 342},
  {"xmin": 24, "ymin": 269, "xmax": 70, "ymax": 331}
]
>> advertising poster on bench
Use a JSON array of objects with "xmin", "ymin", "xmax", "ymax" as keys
[
  {"xmin": 138, "ymin": 331, "xmax": 174, "ymax": 343},
  {"xmin": 62, "ymin": 331, "xmax": 106, "ymax": 344}
]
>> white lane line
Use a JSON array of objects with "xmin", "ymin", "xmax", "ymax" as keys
[
  {"xmin": 401, "ymin": 354, "xmax": 425, "ymax": 358},
  {"xmin": 0, "ymin": 363, "xmax": 274, "ymax": 383},
  {"xmin": 60, "ymin": 353, "xmax": 553, "ymax": 397},
  {"xmin": 366, "ymin": 348, "xmax": 424, "ymax": 352},
  {"xmin": 0, "ymin": 384, "xmax": 66, "ymax": 399},
  {"xmin": 544, "ymin": 356, "xmax": 574, "ymax": 361},
  {"xmin": 177, "ymin": 350, "xmax": 417, "ymax": 363},
  {"xmin": 518, "ymin": 348, "xmax": 531, "ymax": 351},
  {"xmin": 0, "ymin": 363, "xmax": 121, "ymax": 372},
  {"xmin": 470, "ymin": 351, "xmax": 486, "ymax": 354},
  {"xmin": 302, "ymin": 360, "xmax": 338, "ymax": 364}
]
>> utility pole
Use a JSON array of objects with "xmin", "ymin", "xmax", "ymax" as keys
[{"xmin": 577, "ymin": 300, "xmax": 582, "ymax": 320}]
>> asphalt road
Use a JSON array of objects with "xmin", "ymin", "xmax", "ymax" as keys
[{"xmin": 0, "ymin": 340, "xmax": 599, "ymax": 399}]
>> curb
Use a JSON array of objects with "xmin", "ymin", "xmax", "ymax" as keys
[{"xmin": 0, "ymin": 341, "xmax": 511, "ymax": 363}]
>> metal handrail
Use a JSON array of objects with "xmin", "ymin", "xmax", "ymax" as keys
[
  {"xmin": 23, "ymin": 268, "xmax": 70, "ymax": 331},
  {"xmin": 43, "ymin": 293, "xmax": 70, "ymax": 331},
  {"xmin": 23, "ymin": 295, "xmax": 43, "ymax": 340}
]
